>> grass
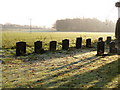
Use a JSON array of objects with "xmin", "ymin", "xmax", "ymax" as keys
[
  {"xmin": 2, "ymin": 31, "xmax": 115, "ymax": 49},
  {"xmin": 1, "ymin": 31, "xmax": 119, "ymax": 88},
  {"xmin": 2, "ymin": 49, "xmax": 119, "ymax": 88}
]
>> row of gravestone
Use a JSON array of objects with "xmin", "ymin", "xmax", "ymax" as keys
[
  {"xmin": 16, "ymin": 36, "xmax": 116, "ymax": 56},
  {"xmin": 97, "ymin": 38, "xmax": 117, "ymax": 56}
]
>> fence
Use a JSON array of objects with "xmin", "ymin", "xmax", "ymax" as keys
[{"xmin": 16, "ymin": 36, "xmax": 117, "ymax": 56}]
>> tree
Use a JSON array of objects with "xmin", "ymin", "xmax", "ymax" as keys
[{"xmin": 54, "ymin": 18, "xmax": 115, "ymax": 32}]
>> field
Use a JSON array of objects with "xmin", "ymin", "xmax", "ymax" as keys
[
  {"xmin": 1, "ymin": 31, "xmax": 119, "ymax": 89},
  {"xmin": 2, "ymin": 31, "xmax": 115, "ymax": 48}
]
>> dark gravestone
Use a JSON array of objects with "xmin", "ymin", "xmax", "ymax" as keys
[
  {"xmin": 86, "ymin": 39, "xmax": 91, "ymax": 48},
  {"xmin": 76, "ymin": 37, "xmax": 82, "ymax": 49},
  {"xmin": 109, "ymin": 41, "xmax": 117, "ymax": 53},
  {"xmin": 16, "ymin": 42, "xmax": 26, "ymax": 56},
  {"xmin": 62, "ymin": 39, "xmax": 69, "ymax": 50},
  {"xmin": 97, "ymin": 41, "xmax": 105, "ymax": 56},
  {"xmin": 49, "ymin": 41, "xmax": 57, "ymax": 51},
  {"xmin": 106, "ymin": 36, "xmax": 111, "ymax": 45},
  {"xmin": 98, "ymin": 37, "xmax": 103, "ymax": 41},
  {"xmin": 34, "ymin": 41, "xmax": 44, "ymax": 54}
]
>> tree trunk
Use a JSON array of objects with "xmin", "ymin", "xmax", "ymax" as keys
[{"xmin": 115, "ymin": 18, "xmax": 120, "ymax": 54}]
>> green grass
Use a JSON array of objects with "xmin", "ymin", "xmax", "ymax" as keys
[
  {"xmin": 2, "ymin": 49, "xmax": 119, "ymax": 88},
  {"xmin": 1, "ymin": 31, "xmax": 119, "ymax": 88},
  {"xmin": 2, "ymin": 31, "xmax": 115, "ymax": 49}
]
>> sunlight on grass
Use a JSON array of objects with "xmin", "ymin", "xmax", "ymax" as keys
[
  {"xmin": 2, "ymin": 31, "xmax": 118, "ymax": 88},
  {"xmin": 84, "ymin": 80, "xmax": 99, "ymax": 88},
  {"xmin": 2, "ymin": 31, "xmax": 115, "ymax": 48},
  {"xmin": 2, "ymin": 49, "xmax": 118, "ymax": 88},
  {"xmin": 105, "ymin": 75, "xmax": 119, "ymax": 88}
]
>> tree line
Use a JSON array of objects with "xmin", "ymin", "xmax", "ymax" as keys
[
  {"xmin": 54, "ymin": 18, "xmax": 115, "ymax": 32},
  {"xmin": 0, "ymin": 23, "xmax": 51, "ymax": 31}
]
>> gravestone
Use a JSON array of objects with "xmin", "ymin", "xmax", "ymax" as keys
[
  {"xmin": 109, "ymin": 41, "xmax": 117, "ymax": 53},
  {"xmin": 62, "ymin": 39, "xmax": 69, "ymax": 50},
  {"xmin": 76, "ymin": 37, "xmax": 82, "ymax": 49},
  {"xmin": 16, "ymin": 42, "xmax": 26, "ymax": 56},
  {"xmin": 97, "ymin": 41, "xmax": 105, "ymax": 56},
  {"xmin": 34, "ymin": 41, "xmax": 44, "ymax": 54},
  {"xmin": 49, "ymin": 41, "xmax": 57, "ymax": 51},
  {"xmin": 86, "ymin": 39, "xmax": 91, "ymax": 48},
  {"xmin": 98, "ymin": 37, "xmax": 103, "ymax": 41},
  {"xmin": 106, "ymin": 36, "xmax": 111, "ymax": 45}
]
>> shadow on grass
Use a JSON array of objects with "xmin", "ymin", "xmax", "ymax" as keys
[
  {"xmin": 48, "ymin": 55, "xmax": 101, "ymax": 72},
  {"xmin": 2, "ymin": 40, "xmax": 118, "ymax": 88},
  {"xmin": 63, "ymin": 57, "xmax": 118, "ymax": 88},
  {"xmin": 31, "ymin": 55, "xmax": 101, "ymax": 83},
  {"xmin": 11, "ymin": 54, "xmax": 119, "ymax": 88},
  {"xmin": 15, "ymin": 47, "xmax": 97, "ymax": 64},
  {"xmin": 41, "ymin": 56, "xmax": 119, "ymax": 88},
  {"xmin": 2, "ymin": 40, "xmax": 110, "ymax": 65}
]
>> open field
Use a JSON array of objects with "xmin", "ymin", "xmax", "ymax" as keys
[
  {"xmin": 1, "ymin": 31, "xmax": 119, "ymax": 89},
  {"xmin": 2, "ymin": 31, "xmax": 115, "ymax": 49}
]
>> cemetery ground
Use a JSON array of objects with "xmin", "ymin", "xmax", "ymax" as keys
[{"xmin": 1, "ymin": 31, "xmax": 119, "ymax": 88}]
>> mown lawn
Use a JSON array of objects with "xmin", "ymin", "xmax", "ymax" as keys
[
  {"xmin": 1, "ymin": 31, "xmax": 119, "ymax": 89},
  {"xmin": 2, "ymin": 31, "xmax": 115, "ymax": 48},
  {"xmin": 2, "ymin": 48, "xmax": 119, "ymax": 88}
]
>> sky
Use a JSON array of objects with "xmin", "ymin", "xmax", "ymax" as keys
[{"xmin": 0, "ymin": 0, "xmax": 119, "ymax": 27}]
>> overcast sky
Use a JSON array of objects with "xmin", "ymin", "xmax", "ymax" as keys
[{"xmin": 0, "ymin": 0, "xmax": 118, "ymax": 27}]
